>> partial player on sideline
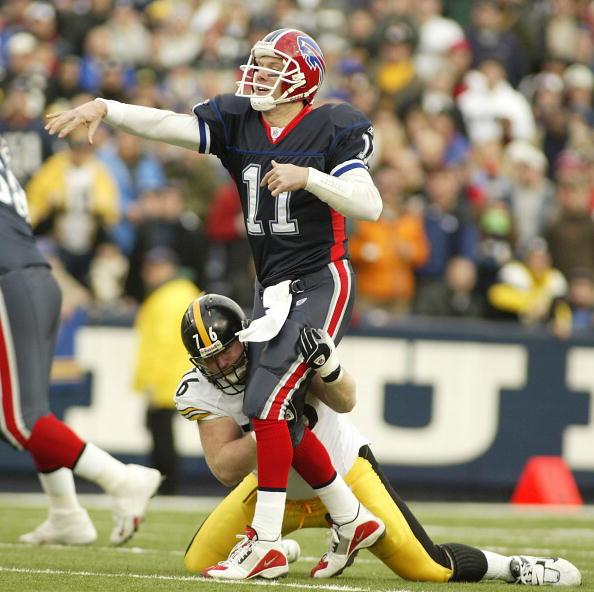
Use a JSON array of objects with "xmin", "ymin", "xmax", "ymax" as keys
[{"xmin": 0, "ymin": 135, "xmax": 162, "ymax": 546}]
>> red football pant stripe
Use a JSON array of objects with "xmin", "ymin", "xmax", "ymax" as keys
[
  {"xmin": 0, "ymin": 294, "xmax": 29, "ymax": 448},
  {"xmin": 267, "ymin": 360, "xmax": 309, "ymax": 420},
  {"xmin": 325, "ymin": 260, "xmax": 350, "ymax": 338},
  {"xmin": 252, "ymin": 418, "xmax": 292, "ymax": 490},
  {"xmin": 292, "ymin": 426, "xmax": 336, "ymax": 488},
  {"xmin": 25, "ymin": 413, "xmax": 86, "ymax": 472}
]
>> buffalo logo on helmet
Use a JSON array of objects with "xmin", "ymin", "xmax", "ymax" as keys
[{"xmin": 297, "ymin": 36, "xmax": 325, "ymax": 81}]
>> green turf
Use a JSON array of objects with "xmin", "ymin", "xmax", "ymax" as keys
[{"xmin": 0, "ymin": 497, "xmax": 591, "ymax": 591}]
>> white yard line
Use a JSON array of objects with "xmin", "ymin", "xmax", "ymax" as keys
[
  {"xmin": 0, "ymin": 541, "xmax": 182, "ymax": 555},
  {"xmin": 425, "ymin": 525, "xmax": 594, "ymax": 539},
  {"xmin": 3, "ymin": 539, "xmax": 594, "ymax": 562},
  {"xmin": 0, "ymin": 566, "xmax": 416, "ymax": 592},
  {"xmin": 0, "ymin": 542, "xmax": 379, "ymax": 564},
  {"xmin": 0, "ymin": 492, "xmax": 221, "ymax": 512},
  {"xmin": 1, "ymin": 493, "xmax": 592, "ymax": 516}
]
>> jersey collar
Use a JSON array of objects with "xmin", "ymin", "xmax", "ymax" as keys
[{"xmin": 260, "ymin": 104, "xmax": 313, "ymax": 144}]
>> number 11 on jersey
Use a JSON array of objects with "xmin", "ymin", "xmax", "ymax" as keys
[{"xmin": 243, "ymin": 164, "xmax": 299, "ymax": 236}]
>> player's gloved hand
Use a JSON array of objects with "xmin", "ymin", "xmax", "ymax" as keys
[{"xmin": 298, "ymin": 327, "xmax": 342, "ymax": 383}]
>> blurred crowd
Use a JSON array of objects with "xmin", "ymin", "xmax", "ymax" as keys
[{"xmin": 1, "ymin": 0, "xmax": 593, "ymax": 339}]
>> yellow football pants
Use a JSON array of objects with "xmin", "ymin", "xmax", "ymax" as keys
[{"xmin": 184, "ymin": 455, "xmax": 453, "ymax": 582}]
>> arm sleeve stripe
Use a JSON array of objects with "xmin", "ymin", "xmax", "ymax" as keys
[
  {"xmin": 179, "ymin": 407, "xmax": 212, "ymax": 420},
  {"xmin": 211, "ymin": 98, "xmax": 229, "ymax": 145},
  {"xmin": 197, "ymin": 118, "xmax": 210, "ymax": 154},
  {"xmin": 330, "ymin": 160, "xmax": 367, "ymax": 177}
]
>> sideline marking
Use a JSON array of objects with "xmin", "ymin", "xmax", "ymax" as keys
[{"xmin": 0, "ymin": 566, "xmax": 417, "ymax": 592}]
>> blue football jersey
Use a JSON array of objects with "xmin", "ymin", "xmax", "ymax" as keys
[{"xmin": 193, "ymin": 95, "xmax": 373, "ymax": 287}]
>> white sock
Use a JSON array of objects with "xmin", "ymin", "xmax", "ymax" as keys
[
  {"xmin": 73, "ymin": 442, "xmax": 128, "ymax": 495},
  {"xmin": 314, "ymin": 474, "xmax": 359, "ymax": 525},
  {"xmin": 251, "ymin": 489, "xmax": 286, "ymax": 542},
  {"xmin": 481, "ymin": 550, "xmax": 514, "ymax": 582},
  {"xmin": 38, "ymin": 468, "xmax": 82, "ymax": 512}
]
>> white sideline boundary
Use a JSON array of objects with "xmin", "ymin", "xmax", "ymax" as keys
[
  {"xmin": 0, "ymin": 493, "xmax": 592, "ymax": 516},
  {"xmin": 0, "ymin": 566, "xmax": 416, "ymax": 592}
]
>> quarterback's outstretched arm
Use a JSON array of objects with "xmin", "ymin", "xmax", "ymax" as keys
[
  {"xmin": 46, "ymin": 99, "xmax": 382, "ymax": 221},
  {"xmin": 45, "ymin": 99, "xmax": 200, "ymax": 150}
]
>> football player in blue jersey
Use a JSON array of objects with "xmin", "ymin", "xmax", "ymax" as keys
[
  {"xmin": 0, "ymin": 135, "xmax": 162, "ymax": 546},
  {"xmin": 46, "ymin": 28, "xmax": 385, "ymax": 579}
]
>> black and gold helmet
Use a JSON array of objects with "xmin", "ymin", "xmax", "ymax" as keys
[{"xmin": 181, "ymin": 294, "xmax": 248, "ymax": 394}]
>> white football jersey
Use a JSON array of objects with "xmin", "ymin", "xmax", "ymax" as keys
[{"xmin": 174, "ymin": 368, "xmax": 369, "ymax": 499}]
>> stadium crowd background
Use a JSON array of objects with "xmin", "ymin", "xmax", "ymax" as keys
[{"xmin": 1, "ymin": 0, "xmax": 593, "ymax": 337}]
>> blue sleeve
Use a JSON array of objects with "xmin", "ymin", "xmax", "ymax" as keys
[
  {"xmin": 192, "ymin": 97, "xmax": 228, "ymax": 157},
  {"xmin": 326, "ymin": 105, "xmax": 373, "ymax": 176}
]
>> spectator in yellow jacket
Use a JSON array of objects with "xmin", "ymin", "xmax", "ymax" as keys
[
  {"xmin": 488, "ymin": 237, "xmax": 567, "ymax": 324},
  {"xmin": 133, "ymin": 247, "xmax": 201, "ymax": 493},
  {"xmin": 26, "ymin": 127, "xmax": 119, "ymax": 286}
]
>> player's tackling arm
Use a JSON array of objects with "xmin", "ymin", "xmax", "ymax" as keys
[
  {"xmin": 45, "ymin": 98, "xmax": 200, "ymax": 150},
  {"xmin": 308, "ymin": 372, "xmax": 356, "ymax": 413},
  {"xmin": 299, "ymin": 327, "xmax": 356, "ymax": 413},
  {"xmin": 198, "ymin": 417, "xmax": 256, "ymax": 487}
]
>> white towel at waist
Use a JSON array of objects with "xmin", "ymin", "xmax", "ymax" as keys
[{"xmin": 236, "ymin": 280, "xmax": 292, "ymax": 343}]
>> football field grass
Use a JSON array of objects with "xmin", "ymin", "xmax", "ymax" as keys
[{"xmin": 0, "ymin": 493, "xmax": 591, "ymax": 591}]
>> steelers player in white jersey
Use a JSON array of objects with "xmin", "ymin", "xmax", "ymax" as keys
[{"xmin": 175, "ymin": 294, "xmax": 581, "ymax": 587}]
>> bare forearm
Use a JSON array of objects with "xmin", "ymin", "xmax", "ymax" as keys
[
  {"xmin": 206, "ymin": 434, "xmax": 257, "ymax": 486},
  {"xmin": 309, "ymin": 371, "xmax": 356, "ymax": 413}
]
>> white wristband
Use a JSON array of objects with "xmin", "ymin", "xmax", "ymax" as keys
[{"xmin": 94, "ymin": 98, "xmax": 125, "ymax": 125}]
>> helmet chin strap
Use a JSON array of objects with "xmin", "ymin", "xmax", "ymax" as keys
[{"xmin": 250, "ymin": 95, "xmax": 277, "ymax": 111}]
